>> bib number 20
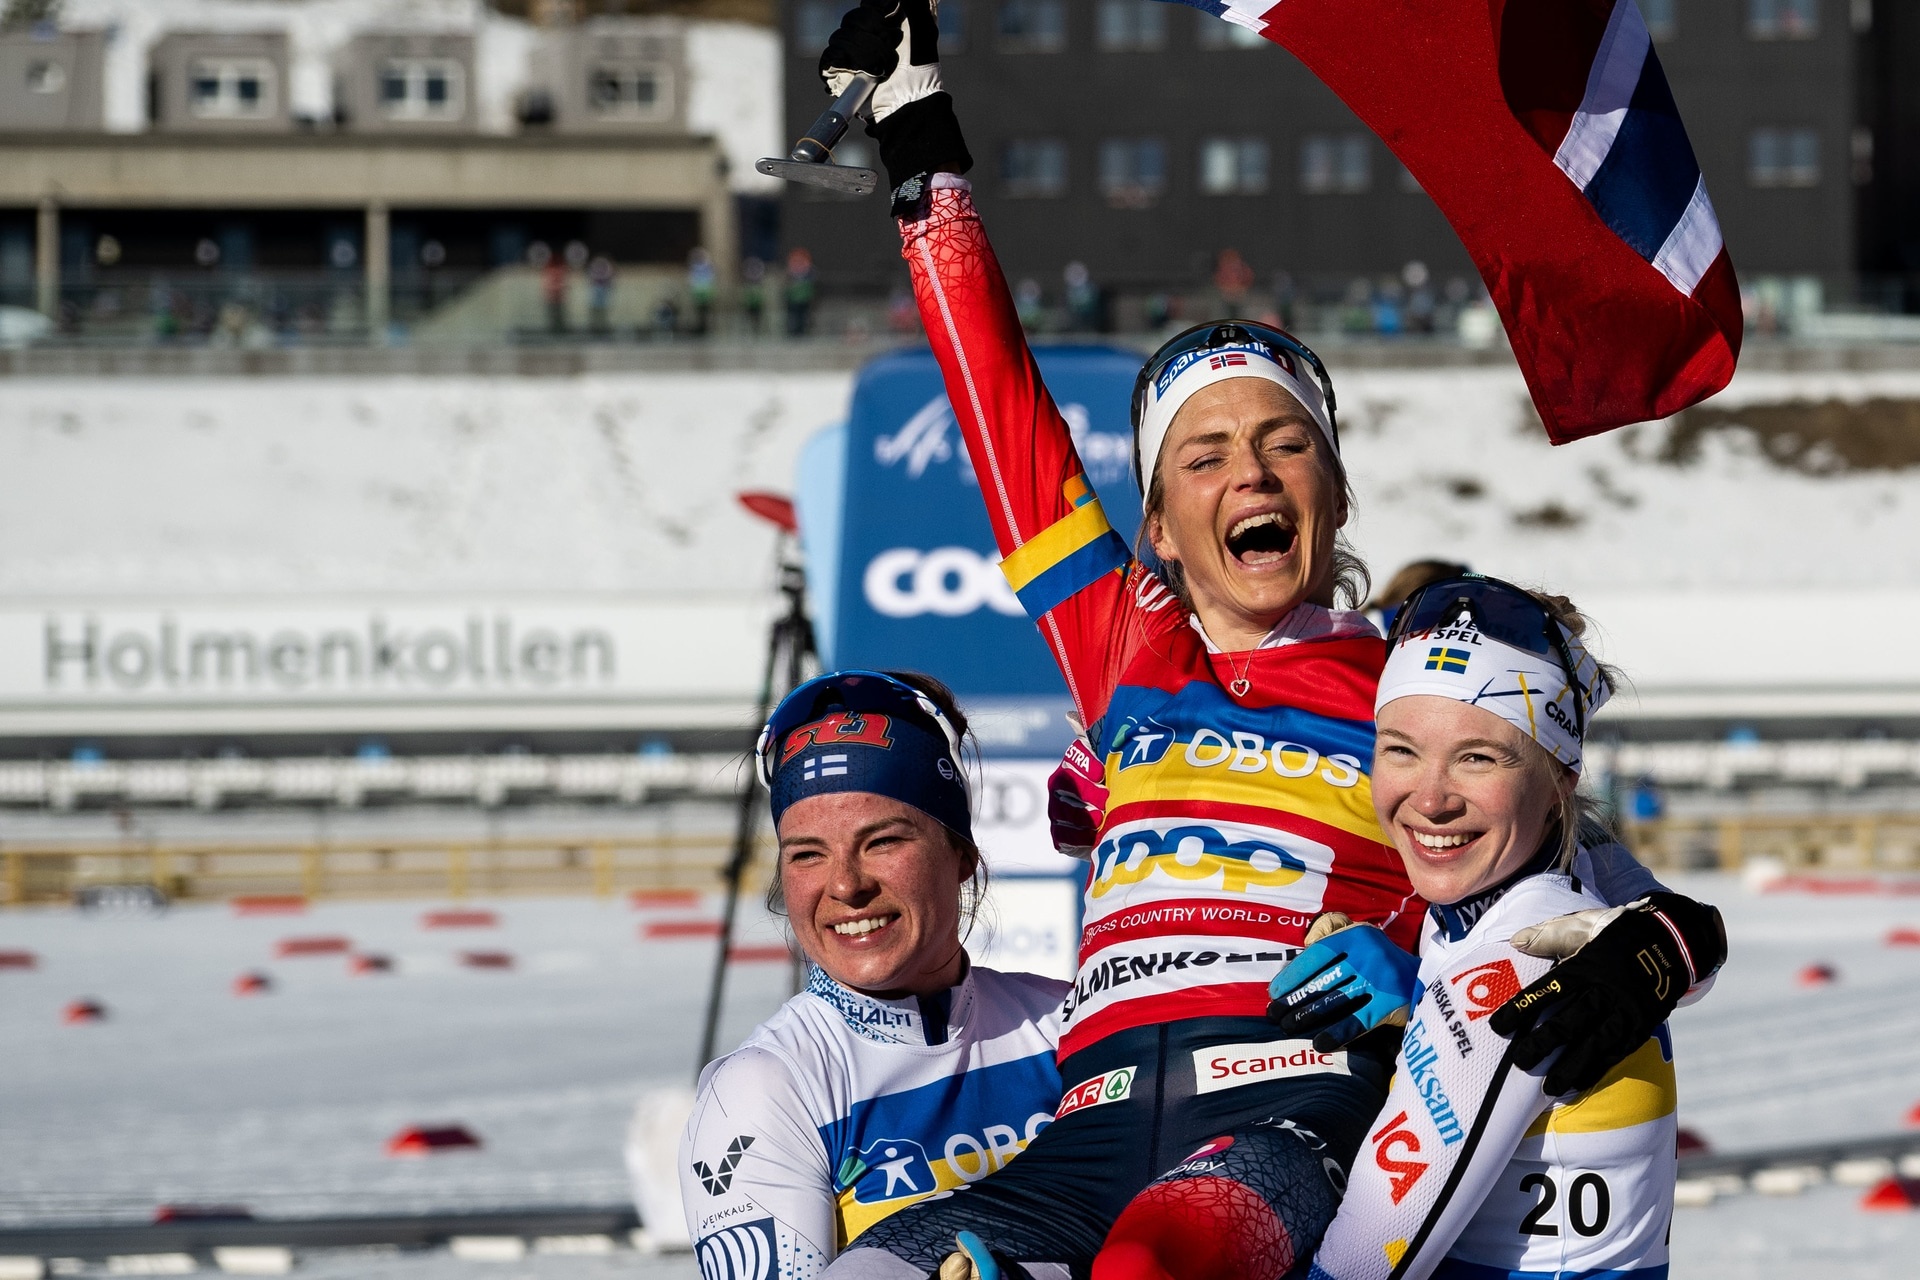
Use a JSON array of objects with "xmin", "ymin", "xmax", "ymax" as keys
[{"xmin": 1518, "ymin": 1171, "xmax": 1611, "ymax": 1238}]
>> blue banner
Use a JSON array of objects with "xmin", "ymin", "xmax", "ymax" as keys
[{"xmin": 795, "ymin": 346, "xmax": 1144, "ymax": 755}]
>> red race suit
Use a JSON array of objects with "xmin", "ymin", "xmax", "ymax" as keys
[{"xmin": 900, "ymin": 174, "xmax": 1422, "ymax": 1062}]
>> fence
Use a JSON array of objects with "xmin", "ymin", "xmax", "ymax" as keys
[
  {"xmin": 1622, "ymin": 813, "xmax": 1920, "ymax": 873},
  {"xmin": 0, "ymin": 832, "xmax": 771, "ymax": 907}
]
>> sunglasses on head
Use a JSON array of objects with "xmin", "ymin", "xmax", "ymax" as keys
[
  {"xmin": 754, "ymin": 670, "xmax": 965, "ymax": 789},
  {"xmin": 1386, "ymin": 573, "xmax": 1599, "ymax": 739},
  {"xmin": 1130, "ymin": 320, "xmax": 1341, "ymax": 476}
]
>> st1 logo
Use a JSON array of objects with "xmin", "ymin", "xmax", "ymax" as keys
[
  {"xmin": 863, "ymin": 547, "xmax": 1024, "ymax": 618},
  {"xmin": 1369, "ymin": 1110, "xmax": 1428, "ymax": 1205},
  {"xmin": 1450, "ymin": 958, "xmax": 1522, "ymax": 1020}
]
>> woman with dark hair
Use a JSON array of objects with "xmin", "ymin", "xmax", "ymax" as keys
[{"xmin": 679, "ymin": 671, "xmax": 1067, "ymax": 1280}]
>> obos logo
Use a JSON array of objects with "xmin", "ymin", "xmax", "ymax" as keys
[
  {"xmin": 863, "ymin": 547, "xmax": 1025, "ymax": 619},
  {"xmin": 1089, "ymin": 824, "xmax": 1315, "ymax": 899},
  {"xmin": 697, "ymin": 1218, "xmax": 776, "ymax": 1280},
  {"xmin": 848, "ymin": 1137, "xmax": 935, "ymax": 1203}
]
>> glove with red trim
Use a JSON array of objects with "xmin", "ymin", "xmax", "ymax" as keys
[{"xmin": 1046, "ymin": 735, "xmax": 1106, "ymax": 859}]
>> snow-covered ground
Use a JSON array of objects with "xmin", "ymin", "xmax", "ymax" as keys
[{"xmin": 5, "ymin": 871, "xmax": 1920, "ymax": 1273}]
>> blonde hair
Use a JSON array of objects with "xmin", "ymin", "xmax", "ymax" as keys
[{"xmin": 1519, "ymin": 589, "xmax": 1624, "ymax": 869}]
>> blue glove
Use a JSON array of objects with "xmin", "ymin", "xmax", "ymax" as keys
[{"xmin": 1267, "ymin": 921, "xmax": 1419, "ymax": 1052}]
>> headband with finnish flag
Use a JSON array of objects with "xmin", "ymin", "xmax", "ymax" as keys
[
  {"xmin": 1136, "ymin": 340, "xmax": 1336, "ymax": 492},
  {"xmin": 1168, "ymin": 0, "xmax": 1742, "ymax": 441},
  {"xmin": 1375, "ymin": 612, "xmax": 1613, "ymax": 776}
]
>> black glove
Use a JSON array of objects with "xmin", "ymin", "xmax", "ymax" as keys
[
  {"xmin": 819, "ymin": 0, "xmax": 970, "ymax": 212},
  {"xmin": 1489, "ymin": 891, "xmax": 1727, "ymax": 1096}
]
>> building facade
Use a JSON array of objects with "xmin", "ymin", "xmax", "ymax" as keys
[{"xmin": 779, "ymin": 0, "xmax": 1912, "ymax": 313}]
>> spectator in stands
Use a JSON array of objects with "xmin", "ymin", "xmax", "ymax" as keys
[{"xmin": 785, "ymin": 248, "xmax": 816, "ymax": 336}]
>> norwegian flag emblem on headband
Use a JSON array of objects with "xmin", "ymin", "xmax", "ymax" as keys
[
  {"xmin": 1167, "ymin": 0, "xmax": 1743, "ymax": 443},
  {"xmin": 1208, "ymin": 352, "xmax": 1249, "ymax": 370}
]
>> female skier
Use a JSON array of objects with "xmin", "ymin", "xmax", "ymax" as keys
[
  {"xmin": 807, "ymin": 5, "xmax": 1723, "ymax": 1279},
  {"xmin": 1272, "ymin": 577, "xmax": 1695, "ymax": 1280},
  {"xmin": 680, "ymin": 671, "xmax": 1068, "ymax": 1280}
]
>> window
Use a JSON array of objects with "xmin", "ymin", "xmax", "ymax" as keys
[
  {"xmin": 1641, "ymin": 0, "xmax": 1676, "ymax": 40},
  {"xmin": 378, "ymin": 58, "xmax": 463, "ymax": 120},
  {"xmin": 25, "ymin": 60, "xmax": 66, "ymax": 94},
  {"xmin": 796, "ymin": 0, "xmax": 839, "ymax": 50},
  {"xmin": 999, "ymin": 0, "xmax": 1066, "ymax": 51},
  {"xmin": 1196, "ymin": 14, "xmax": 1266, "ymax": 48},
  {"xmin": 1301, "ymin": 134, "xmax": 1371, "ymax": 193},
  {"xmin": 1748, "ymin": 0, "xmax": 1818, "ymax": 37},
  {"xmin": 1099, "ymin": 137, "xmax": 1166, "ymax": 205},
  {"xmin": 189, "ymin": 58, "xmax": 275, "ymax": 119},
  {"xmin": 1749, "ymin": 127, "xmax": 1820, "ymax": 186},
  {"xmin": 589, "ymin": 63, "xmax": 671, "ymax": 119},
  {"xmin": 1003, "ymin": 139, "xmax": 1068, "ymax": 197},
  {"xmin": 1199, "ymin": 138, "xmax": 1268, "ymax": 194},
  {"xmin": 1097, "ymin": 0, "xmax": 1166, "ymax": 50}
]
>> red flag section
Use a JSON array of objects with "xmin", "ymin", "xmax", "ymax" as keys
[{"xmin": 1233, "ymin": 0, "xmax": 1741, "ymax": 441}]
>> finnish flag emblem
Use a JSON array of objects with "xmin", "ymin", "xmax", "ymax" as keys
[{"xmin": 803, "ymin": 753, "xmax": 849, "ymax": 780}]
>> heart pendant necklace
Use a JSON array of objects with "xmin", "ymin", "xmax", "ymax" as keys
[{"xmin": 1226, "ymin": 650, "xmax": 1254, "ymax": 699}]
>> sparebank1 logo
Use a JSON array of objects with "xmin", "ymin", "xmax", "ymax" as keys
[{"xmin": 846, "ymin": 1137, "xmax": 934, "ymax": 1203}]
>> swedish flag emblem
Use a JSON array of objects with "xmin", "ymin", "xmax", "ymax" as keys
[{"xmin": 1426, "ymin": 647, "xmax": 1471, "ymax": 673}]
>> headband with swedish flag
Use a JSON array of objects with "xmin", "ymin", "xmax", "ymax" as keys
[{"xmin": 1374, "ymin": 610, "xmax": 1612, "ymax": 775}]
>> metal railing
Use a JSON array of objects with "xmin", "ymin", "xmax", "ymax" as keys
[{"xmin": 0, "ymin": 832, "xmax": 772, "ymax": 907}]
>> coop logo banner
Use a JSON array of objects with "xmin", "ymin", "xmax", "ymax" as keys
[
  {"xmin": 0, "ymin": 605, "xmax": 657, "ymax": 702},
  {"xmin": 833, "ymin": 347, "xmax": 1144, "ymax": 696}
]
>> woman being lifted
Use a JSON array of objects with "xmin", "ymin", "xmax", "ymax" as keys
[{"xmin": 810, "ymin": 5, "xmax": 1724, "ymax": 1280}]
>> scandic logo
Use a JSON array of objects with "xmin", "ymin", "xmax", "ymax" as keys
[
  {"xmin": 1055, "ymin": 1065, "xmax": 1136, "ymax": 1118},
  {"xmin": 1192, "ymin": 1041, "xmax": 1349, "ymax": 1095}
]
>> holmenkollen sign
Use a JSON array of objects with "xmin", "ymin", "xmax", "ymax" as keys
[{"xmin": 0, "ymin": 601, "xmax": 772, "ymax": 734}]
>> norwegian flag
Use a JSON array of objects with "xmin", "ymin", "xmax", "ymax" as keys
[{"xmin": 1178, "ymin": 0, "xmax": 1742, "ymax": 443}]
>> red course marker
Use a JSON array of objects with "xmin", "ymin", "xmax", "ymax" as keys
[
  {"xmin": 629, "ymin": 889, "xmax": 702, "ymax": 909},
  {"xmin": 1796, "ymin": 963, "xmax": 1838, "ymax": 986},
  {"xmin": 232, "ymin": 971, "xmax": 273, "ymax": 996},
  {"xmin": 1861, "ymin": 1177, "xmax": 1920, "ymax": 1211},
  {"xmin": 231, "ymin": 896, "xmax": 308, "ymax": 916},
  {"xmin": 276, "ymin": 936, "xmax": 351, "ymax": 957},
  {"xmin": 386, "ymin": 1125, "xmax": 482, "ymax": 1156},
  {"xmin": 643, "ymin": 920, "xmax": 722, "ymax": 939},
  {"xmin": 64, "ymin": 999, "xmax": 107, "ymax": 1024},
  {"xmin": 1887, "ymin": 927, "xmax": 1920, "ymax": 947},
  {"xmin": 1675, "ymin": 1128, "xmax": 1710, "ymax": 1157},
  {"xmin": 0, "ymin": 950, "xmax": 38, "ymax": 970},
  {"xmin": 350, "ymin": 953, "xmax": 394, "ymax": 975},
  {"xmin": 460, "ymin": 951, "xmax": 514, "ymax": 970},
  {"xmin": 423, "ymin": 909, "xmax": 498, "ymax": 929},
  {"xmin": 1905, "ymin": 1101, "xmax": 1920, "ymax": 1129}
]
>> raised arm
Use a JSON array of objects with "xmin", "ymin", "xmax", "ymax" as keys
[{"xmin": 821, "ymin": 0, "xmax": 1136, "ymax": 724}]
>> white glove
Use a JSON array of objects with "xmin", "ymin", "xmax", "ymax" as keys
[{"xmin": 820, "ymin": 0, "xmax": 945, "ymax": 123}]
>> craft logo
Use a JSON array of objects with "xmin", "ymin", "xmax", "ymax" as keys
[
  {"xmin": 1425, "ymin": 647, "xmax": 1471, "ymax": 673},
  {"xmin": 1194, "ymin": 1041, "xmax": 1349, "ymax": 1094},
  {"xmin": 692, "ymin": 1135, "xmax": 756, "ymax": 1196},
  {"xmin": 1055, "ymin": 1065, "xmax": 1136, "ymax": 1118},
  {"xmin": 696, "ymin": 1217, "xmax": 776, "ymax": 1280},
  {"xmin": 780, "ymin": 713, "xmax": 894, "ymax": 767},
  {"xmin": 1450, "ymin": 958, "xmax": 1522, "ymax": 1020},
  {"xmin": 846, "ymin": 1137, "xmax": 934, "ymax": 1204}
]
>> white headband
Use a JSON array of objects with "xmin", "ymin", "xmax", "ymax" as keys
[
  {"xmin": 1375, "ymin": 614, "xmax": 1612, "ymax": 775},
  {"xmin": 1135, "ymin": 341, "xmax": 1337, "ymax": 490}
]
